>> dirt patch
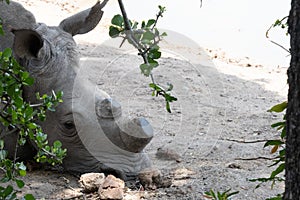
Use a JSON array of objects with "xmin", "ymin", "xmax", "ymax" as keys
[{"xmin": 5, "ymin": 1, "xmax": 287, "ymax": 199}]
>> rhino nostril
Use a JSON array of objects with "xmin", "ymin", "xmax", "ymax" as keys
[{"xmin": 96, "ymin": 98, "xmax": 122, "ymax": 119}]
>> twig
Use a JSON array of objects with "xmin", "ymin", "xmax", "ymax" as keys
[
  {"xmin": 0, "ymin": 127, "xmax": 18, "ymax": 139},
  {"xmin": 269, "ymin": 40, "xmax": 290, "ymax": 54},
  {"xmin": 151, "ymin": 7, "xmax": 164, "ymax": 31},
  {"xmin": 12, "ymin": 132, "xmax": 20, "ymax": 177},
  {"xmin": 117, "ymin": 0, "xmax": 156, "ymax": 83},
  {"xmin": 266, "ymin": 16, "xmax": 288, "ymax": 38},
  {"xmin": 117, "ymin": 0, "xmax": 131, "ymax": 31},
  {"xmin": 223, "ymin": 138, "xmax": 268, "ymax": 143},
  {"xmin": 235, "ymin": 156, "xmax": 276, "ymax": 161}
]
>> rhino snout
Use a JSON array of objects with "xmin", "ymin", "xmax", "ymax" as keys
[{"xmin": 95, "ymin": 98, "xmax": 153, "ymax": 153}]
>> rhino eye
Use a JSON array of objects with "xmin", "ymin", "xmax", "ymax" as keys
[{"xmin": 64, "ymin": 121, "xmax": 75, "ymax": 130}]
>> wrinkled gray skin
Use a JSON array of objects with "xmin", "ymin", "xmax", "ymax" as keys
[{"xmin": 0, "ymin": 1, "xmax": 154, "ymax": 180}]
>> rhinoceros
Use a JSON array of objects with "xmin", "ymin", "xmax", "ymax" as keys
[{"xmin": 0, "ymin": 1, "xmax": 154, "ymax": 180}]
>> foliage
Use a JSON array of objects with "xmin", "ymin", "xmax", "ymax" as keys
[
  {"xmin": 109, "ymin": 2, "xmax": 177, "ymax": 113},
  {"xmin": 203, "ymin": 189, "xmax": 239, "ymax": 200},
  {"xmin": 0, "ymin": 3, "xmax": 66, "ymax": 198},
  {"xmin": 0, "ymin": 47, "xmax": 66, "ymax": 199},
  {"xmin": 266, "ymin": 16, "xmax": 288, "ymax": 38},
  {"xmin": 265, "ymin": 16, "xmax": 290, "ymax": 54},
  {"xmin": 249, "ymin": 101, "xmax": 287, "ymax": 199}
]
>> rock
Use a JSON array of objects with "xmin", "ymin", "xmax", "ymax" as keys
[
  {"xmin": 138, "ymin": 168, "xmax": 162, "ymax": 190},
  {"xmin": 79, "ymin": 173, "xmax": 105, "ymax": 192},
  {"xmin": 138, "ymin": 168, "xmax": 172, "ymax": 190},
  {"xmin": 172, "ymin": 167, "xmax": 196, "ymax": 180},
  {"xmin": 98, "ymin": 175, "xmax": 125, "ymax": 200},
  {"xmin": 156, "ymin": 147, "xmax": 182, "ymax": 162}
]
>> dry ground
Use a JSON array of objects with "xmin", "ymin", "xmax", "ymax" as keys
[{"xmin": 4, "ymin": 1, "xmax": 289, "ymax": 199}]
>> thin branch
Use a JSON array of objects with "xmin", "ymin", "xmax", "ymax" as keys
[
  {"xmin": 223, "ymin": 138, "xmax": 268, "ymax": 143},
  {"xmin": 269, "ymin": 40, "xmax": 290, "ymax": 54},
  {"xmin": 266, "ymin": 16, "xmax": 288, "ymax": 38},
  {"xmin": 30, "ymin": 103, "xmax": 44, "ymax": 108},
  {"xmin": 12, "ymin": 132, "xmax": 20, "ymax": 177},
  {"xmin": 235, "ymin": 156, "xmax": 276, "ymax": 161},
  {"xmin": 0, "ymin": 127, "xmax": 18, "ymax": 139},
  {"xmin": 117, "ymin": 0, "xmax": 156, "ymax": 84},
  {"xmin": 151, "ymin": 8, "xmax": 163, "ymax": 31},
  {"xmin": 117, "ymin": 0, "xmax": 131, "ymax": 31}
]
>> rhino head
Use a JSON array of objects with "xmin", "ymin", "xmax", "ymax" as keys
[{"xmin": 1, "ymin": 1, "xmax": 154, "ymax": 179}]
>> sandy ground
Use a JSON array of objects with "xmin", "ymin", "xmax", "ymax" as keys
[{"xmin": 5, "ymin": 0, "xmax": 289, "ymax": 199}]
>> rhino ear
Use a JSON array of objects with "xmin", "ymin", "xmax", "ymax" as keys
[
  {"xmin": 12, "ymin": 29, "xmax": 43, "ymax": 59},
  {"xmin": 59, "ymin": 0, "xmax": 108, "ymax": 36}
]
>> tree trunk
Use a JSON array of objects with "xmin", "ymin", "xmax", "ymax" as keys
[{"xmin": 284, "ymin": 0, "xmax": 300, "ymax": 199}]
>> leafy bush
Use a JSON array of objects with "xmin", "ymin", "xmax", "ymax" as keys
[
  {"xmin": 249, "ymin": 101, "xmax": 287, "ymax": 200},
  {"xmin": 109, "ymin": 3, "xmax": 177, "ymax": 113},
  {"xmin": 0, "ymin": 2, "xmax": 66, "ymax": 198},
  {"xmin": 0, "ymin": 47, "xmax": 66, "ymax": 199}
]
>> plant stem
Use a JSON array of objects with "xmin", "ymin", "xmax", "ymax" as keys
[
  {"xmin": 117, "ymin": 0, "xmax": 131, "ymax": 31},
  {"xmin": 117, "ymin": 0, "xmax": 156, "ymax": 84}
]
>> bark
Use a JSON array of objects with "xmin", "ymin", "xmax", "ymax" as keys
[{"xmin": 284, "ymin": 0, "xmax": 300, "ymax": 199}]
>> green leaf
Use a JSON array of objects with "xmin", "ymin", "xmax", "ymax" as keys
[
  {"xmin": 14, "ymin": 96, "xmax": 24, "ymax": 108},
  {"xmin": 141, "ymin": 21, "xmax": 146, "ymax": 28},
  {"xmin": 24, "ymin": 194, "xmax": 36, "ymax": 200},
  {"xmin": 281, "ymin": 126, "xmax": 286, "ymax": 138},
  {"xmin": 0, "ymin": 150, "xmax": 8, "ymax": 160},
  {"xmin": 27, "ymin": 123, "xmax": 37, "ymax": 130},
  {"xmin": 15, "ymin": 179, "xmax": 25, "ymax": 188},
  {"xmin": 146, "ymin": 19, "xmax": 156, "ymax": 27},
  {"xmin": 0, "ymin": 25, "xmax": 4, "ymax": 36},
  {"xmin": 140, "ymin": 63, "xmax": 156, "ymax": 77},
  {"xmin": 142, "ymin": 31, "xmax": 155, "ymax": 41},
  {"xmin": 131, "ymin": 21, "xmax": 138, "ymax": 29},
  {"xmin": 3, "ymin": 185, "xmax": 13, "ymax": 197},
  {"xmin": 266, "ymin": 194, "xmax": 283, "ymax": 200},
  {"xmin": 268, "ymin": 101, "xmax": 287, "ymax": 112},
  {"xmin": 271, "ymin": 121, "xmax": 285, "ymax": 128},
  {"xmin": 53, "ymin": 140, "xmax": 62, "ymax": 149},
  {"xmin": 161, "ymin": 32, "xmax": 168, "ymax": 37},
  {"xmin": 148, "ymin": 48, "xmax": 161, "ymax": 60},
  {"xmin": 270, "ymin": 163, "xmax": 285, "ymax": 178},
  {"xmin": 18, "ymin": 162, "xmax": 27, "ymax": 171},
  {"xmin": 227, "ymin": 190, "xmax": 239, "ymax": 197},
  {"xmin": 24, "ymin": 106, "xmax": 34, "ymax": 120},
  {"xmin": 0, "ymin": 140, "xmax": 4, "ymax": 149},
  {"xmin": 2, "ymin": 48, "xmax": 12, "ymax": 58},
  {"xmin": 18, "ymin": 137, "xmax": 26, "ymax": 146},
  {"xmin": 23, "ymin": 77, "xmax": 34, "ymax": 86},
  {"xmin": 264, "ymin": 140, "xmax": 284, "ymax": 148},
  {"xmin": 167, "ymin": 83, "xmax": 173, "ymax": 91},
  {"xmin": 109, "ymin": 26, "xmax": 121, "ymax": 38},
  {"xmin": 111, "ymin": 14, "xmax": 124, "ymax": 27},
  {"xmin": 166, "ymin": 101, "xmax": 171, "ymax": 113}
]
